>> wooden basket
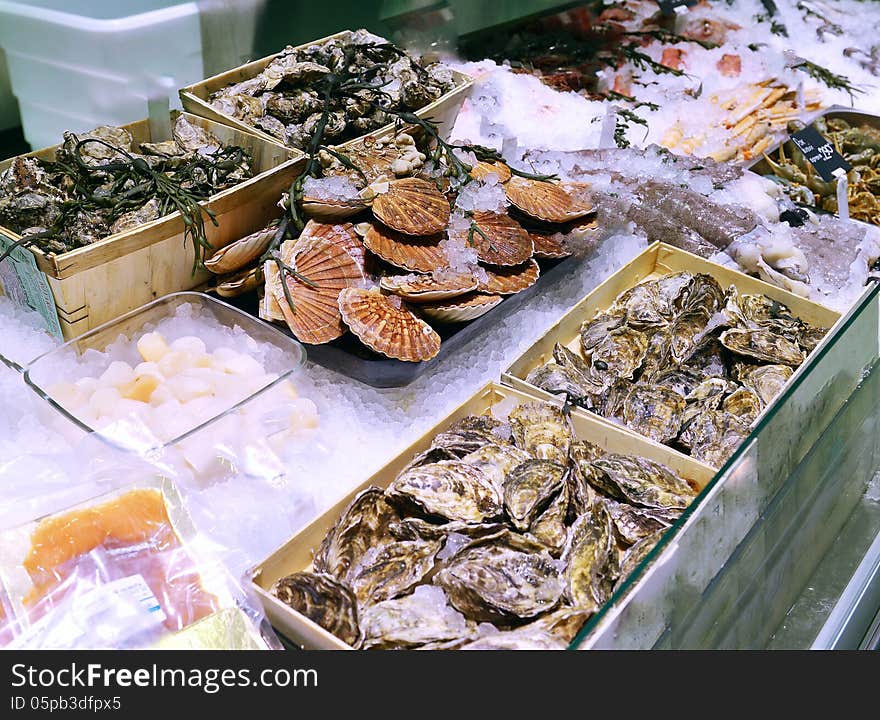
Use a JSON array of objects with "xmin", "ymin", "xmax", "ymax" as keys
[
  {"xmin": 503, "ymin": 242, "xmax": 842, "ymax": 468},
  {"xmin": 179, "ymin": 30, "xmax": 473, "ymax": 152},
  {"xmin": 250, "ymin": 380, "xmax": 715, "ymax": 650},
  {"xmin": 0, "ymin": 112, "xmax": 304, "ymax": 339}
]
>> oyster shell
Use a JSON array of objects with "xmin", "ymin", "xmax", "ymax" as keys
[
  {"xmin": 623, "ymin": 384, "xmax": 685, "ymax": 444},
  {"xmin": 564, "ymin": 504, "xmax": 618, "ymax": 607},
  {"xmin": 580, "ymin": 310, "xmax": 627, "ymax": 354},
  {"xmin": 738, "ymin": 364, "xmax": 792, "ymax": 406},
  {"xmin": 435, "ymin": 538, "xmax": 564, "ymax": 622},
  {"xmin": 505, "ymin": 176, "xmax": 595, "ymax": 223},
  {"xmin": 462, "ymin": 443, "xmax": 532, "ymax": 494},
  {"xmin": 530, "ymin": 482, "xmax": 569, "ymax": 556},
  {"xmin": 469, "ymin": 160, "xmax": 512, "ymax": 183},
  {"xmin": 172, "ymin": 116, "xmax": 221, "ymax": 155},
  {"xmin": 503, "ymin": 459, "xmax": 567, "ymax": 531},
  {"xmin": 722, "ymin": 387, "xmax": 762, "ymax": 425},
  {"xmin": 670, "ymin": 305, "xmax": 712, "ymax": 364},
  {"xmin": 509, "ymin": 401, "xmax": 572, "ymax": 464},
  {"xmin": 389, "ymin": 518, "xmax": 506, "ymax": 543},
  {"xmin": 418, "ymin": 292, "xmax": 503, "ymax": 323},
  {"xmin": 652, "ymin": 367, "xmax": 702, "ymax": 398},
  {"xmin": 387, "ymin": 460, "xmax": 502, "ymax": 523},
  {"xmin": 204, "ymin": 226, "xmax": 275, "ymax": 274},
  {"xmin": 615, "ymin": 273, "xmax": 689, "ymax": 328},
  {"xmin": 271, "ymin": 572, "xmax": 360, "ymax": 647},
  {"xmin": 477, "ymin": 259, "xmax": 540, "ymax": 295},
  {"xmin": 363, "ymin": 223, "xmax": 447, "ymax": 272},
  {"xmin": 689, "ymin": 410, "xmax": 750, "ymax": 467},
  {"xmin": 350, "ymin": 538, "xmax": 442, "ymax": 605},
  {"xmin": 606, "ymin": 500, "xmax": 675, "ymax": 546},
  {"xmin": 338, "ymin": 288, "xmax": 441, "ymax": 362},
  {"xmin": 590, "ymin": 455, "xmax": 697, "ymax": 510},
  {"xmin": 567, "ymin": 441, "xmax": 603, "ymax": 518},
  {"xmin": 639, "ymin": 329, "xmax": 674, "ymax": 382},
  {"xmin": 360, "ymin": 585, "xmax": 470, "ymax": 650},
  {"xmin": 799, "ymin": 326, "xmax": 827, "ymax": 354},
  {"xmin": 553, "ymin": 342, "xmax": 610, "ymax": 395},
  {"xmin": 682, "ymin": 273, "xmax": 724, "ymax": 314},
  {"xmin": 619, "ymin": 529, "xmax": 666, "ymax": 581},
  {"xmin": 460, "ymin": 627, "xmax": 567, "ymax": 650},
  {"xmin": 372, "ymin": 177, "xmax": 450, "ymax": 236},
  {"xmin": 380, "ymin": 272, "xmax": 476, "ymax": 303},
  {"xmin": 431, "ymin": 415, "xmax": 505, "ymax": 455},
  {"xmin": 592, "ymin": 328, "xmax": 649, "ymax": 380},
  {"xmin": 313, "ymin": 487, "xmax": 400, "ymax": 582},
  {"xmin": 467, "ymin": 211, "xmax": 534, "ymax": 266},
  {"xmin": 681, "ymin": 336, "xmax": 730, "ymax": 378},
  {"xmin": 526, "ymin": 363, "xmax": 596, "ymax": 403},
  {"xmin": 719, "ymin": 328, "xmax": 805, "ymax": 366}
]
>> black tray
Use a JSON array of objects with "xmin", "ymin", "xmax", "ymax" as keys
[{"xmin": 225, "ymin": 256, "xmax": 576, "ymax": 387}]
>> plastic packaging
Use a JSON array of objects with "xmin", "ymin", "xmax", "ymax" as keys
[{"xmin": 0, "ymin": 477, "xmax": 280, "ymax": 650}]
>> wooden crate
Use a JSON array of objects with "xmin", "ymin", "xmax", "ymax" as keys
[
  {"xmin": 503, "ymin": 242, "xmax": 842, "ymax": 468},
  {"xmin": 179, "ymin": 30, "xmax": 473, "ymax": 152},
  {"xmin": 0, "ymin": 112, "xmax": 304, "ymax": 339},
  {"xmin": 250, "ymin": 381, "xmax": 716, "ymax": 650}
]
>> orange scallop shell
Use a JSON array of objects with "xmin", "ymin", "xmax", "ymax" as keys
[
  {"xmin": 528, "ymin": 231, "xmax": 571, "ymax": 259},
  {"xmin": 299, "ymin": 220, "xmax": 368, "ymax": 273},
  {"xmin": 505, "ymin": 176, "xmax": 595, "ymax": 223},
  {"xmin": 379, "ymin": 272, "xmax": 477, "ymax": 303},
  {"xmin": 363, "ymin": 223, "xmax": 447, "ymax": 273},
  {"xmin": 469, "ymin": 160, "xmax": 512, "ymax": 183},
  {"xmin": 338, "ymin": 288, "xmax": 441, "ymax": 362},
  {"xmin": 478, "ymin": 259, "xmax": 540, "ymax": 295},
  {"xmin": 469, "ymin": 211, "xmax": 534, "ymax": 266},
  {"xmin": 301, "ymin": 196, "xmax": 368, "ymax": 222},
  {"xmin": 272, "ymin": 237, "xmax": 365, "ymax": 345},
  {"xmin": 371, "ymin": 177, "xmax": 451, "ymax": 236},
  {"xmin": 418, "ymin": 292, "xmax": 504, "ymax": 323}
]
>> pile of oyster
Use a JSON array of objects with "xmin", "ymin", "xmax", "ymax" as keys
[
  {"xmin": 526, "ymin": 272, "xmax": 827, "ymax": 467},
  {"xmin": 207, "ymin": 29, "xmax": 457, "ymax": 150},
  {"xmin": 271, "ymin": 399, "xmax": 698, "ymax": 649},
  {"xmin": 0, "ymin": 116, "xmax": 253, "ymax": 254}
]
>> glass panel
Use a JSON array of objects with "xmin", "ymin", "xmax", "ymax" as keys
[{"xmin": 573, "ymin": 281, "xmax": 880, "ymax": 649}]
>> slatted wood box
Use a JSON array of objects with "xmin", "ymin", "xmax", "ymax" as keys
[{"xmin": 0, "ymin": 112, "xmax": 304, "ymax": 339}]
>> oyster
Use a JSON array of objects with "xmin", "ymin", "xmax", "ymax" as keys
[
  {"xmin": 719, "ymin": 328, "xmax": 805, "ymax": 366},
  {"xmin": 350, "ymin": 539, "xmax": 442, "ymax": 605},
  {"xmin": 460, "ymin": 627, "xmax": 567, "ymax": 650},
  {"xmin": 681, "ymin": 273, "xmax": 724, "ymax": 314},
  {"xmin": 682, "ymin": 336, "xmax": 730, "ymax": 378},
  {"xmin": 530, "ymin": 483, "xmax": 569, "ymax": 556},
  {"xmin": 432, "ymin": 416, "xmax": 504, "ymax": 456},
  {"xmin": 619, "ymin": 530, "xmax": 666, "ymax": 581},
  {"xmin": 526, "ymin": 363, "xmax": 595, "ymax": 402},
  {"xmin": 509, "ymin": 401, "xmax": 572, "ymax": 464},
  {"xmin": 799, "ymin": 326, "xmax": 827, "ymax": 354},
  {"xmin": 652, "ymin": 367, "xmax": 702, "ymax": 398},
  {"xmin": 580, "ymin": 311, "xmax": 627, "ymax": 354},
  {"xmin": 590, "ymin": 455, "xmax": 697, "ymax": 510},
  {"xmin": 623, "ymin": 384, "xmax": 685, "ymax": 444},
  {"xmin": 271, "ymin": 572, "xmax": 360, "ymax": 647},
  {"xmin": 722, "ymin": 387, "xmax": 762, "ymax": 425},
  {"xmin": 387, "ymin": 460, "xmax": 502, "ymax": 523},
  {"xmin": 360, "ymin": 585, "xmax": 470, "ymax": 650},
  {"xmin": 689, "ymin": 411, "xmax": 750, "ymax": 467},
  {"xmin": 670, "ymin": 305, "xmax": 712, "ymax": 364},
  {"xmin": 615, "ymin": 273, "xmax": 689, "ymax": 328},
  {"xmin": 503, "ymin": 459, "xmax": 567, "ymax": 531},
  {"xmin": 462, "ymin": 443, "xmax": 532, "ymax": 494},
  {"xmin": 564, "ymin": 504, "xmax": 618, "ymax": 607},
  {"xmin": 567, "ymin": 441, "xmax": 603, "ymax": 516},
  {"xmin": 399, "ymin": 446, "xmax": 458, "ymax": 473},
  {"xmin": 435, "ymin": 538, "xmax": 564, "ymax": 622},
  {"xmin": 313, "ymin": 487, "xmax": 400, "ymax": 582},
  {"xmin": 591, "ymin": 328, "xmax": 649, "ymax": 380},
  {"xmin": 639, "ymin": 329, "xmax": 674, "ymax": 381},
  {"xmin": 606, "ymin": 499, "xmax": 675, "ymax": 546},
  {"xmin": 738, "ymin": 364, "xmax": 792, "ymax": 406},
  {"xmin": 389, "ymin": 518, "xmax": 506, "ymax": 543}
]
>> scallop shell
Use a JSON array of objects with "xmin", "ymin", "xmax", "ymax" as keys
[
  {"xmin": 371, "ymin": 177, "xmax": 451, "ymax": 236},
  {"xmin": 469, "ymin": 211, "xmax": 534, "ymax": 266},
  {"xmin": 338, "ymin": 288, "xmax": 441, "ymax": 362},
  {"xmin": 478, "ymin": 259, "xmax": 539, "ymax": 295},
  {"xmin": 299, "ymin": 220, "xmax": 368, "ymax": 273},
  {"xmin": 216, "ymin": 266, "xmax": 262, "ymax": 298},
  {"xmin": 505, "ymin": 176, "xmax": 595, "ymax": 223},
  {"xmin": 301, "ymin": 196, "xmax": 368, "ymax": 222},
  {"xmin": 379, "ymin": 272, "xmax": 477, "ymax": 303},
  {"xmin": 528, "ymin": 231, "xmax": 570, "ymax": 259},
  {"xmin": 363, "ymin": 223, "xmax": 447, "ymax": 272},
  {"xmin": 469, "ymin": 160, "xmax": 512, "ymax": 183},
  {"xmin": 273, "ymin": 238, "xmax": 365, "ymax": 345},
  {"xmin": 204, "ymin": 227, "xmax": 275, "ymax": 274},
  {"xmin": 418, "ymin": 293, "xmax": 503, "ymax": 323},
  {"xmin": 261, "ymin": 260, "xmax": 287, "ymax": 323}
]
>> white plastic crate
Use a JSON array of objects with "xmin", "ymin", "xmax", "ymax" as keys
[{"xmin": 0, "ymin": 1, "xmax": 262, "ymax": 148}]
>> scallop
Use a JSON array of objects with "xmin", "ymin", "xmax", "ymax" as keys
[
  {"xmin": 505, "ymin": 176, "xmax": 595, "ymax": 223},
  {"xmin": 363, "ymin": 223, "xmax": 447, "ymax": 272},
  {"xmin": 477, "ymin": 259, "xmax": 540, "ymax": 295},
  {"xmin": 468, "ymin": 211, "xmax": 534, "ymax": 266},
  {"xmin": 417, "ymin": 292, "xmax": 503, "ymax": 323},
  {"xmin": 371, "ymin": 177, "xmax": 450, "ymax": 235}
]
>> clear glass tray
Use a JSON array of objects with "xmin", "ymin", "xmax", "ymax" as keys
[{"xmin": 23, "ymin": 292, "xmax": 307, "ymax": 457}]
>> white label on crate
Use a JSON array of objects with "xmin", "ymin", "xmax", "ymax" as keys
[
  {"xmin": 0, "ymin": 230, "xmax": 63, "ymax": 341},
  {"xmin": 7, "ymin": 574, "xmax": 166, "ymax": 649}
]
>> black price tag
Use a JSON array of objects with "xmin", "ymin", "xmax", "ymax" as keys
[
  {"xmin": 657, "ymin": 0, "xmax": 699, "ymax": 16},
  {"xmin": 789, "ymin": 126, "xmax": 851, "ymax": 183}
]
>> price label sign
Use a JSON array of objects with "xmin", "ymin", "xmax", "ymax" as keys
[
  {"xmin": 657, "ymin": 0, "xmax": 699, "ymax": 16},
  {"xmin": 789, "ymin": 126, "xmax": 852, "ymax": 183},
  {"xmin": 0, "ymin": 231, "xmax": 63, "ymax": 342}
]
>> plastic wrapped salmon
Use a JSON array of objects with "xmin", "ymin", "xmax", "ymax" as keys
[{"xmin": 0, "ymin": 479, "xmax": 278, "ymax": 649}]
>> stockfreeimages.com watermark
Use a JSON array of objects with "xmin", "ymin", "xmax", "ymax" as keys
[{"xmin": 11, "ymin": 662, "xmax": 318, "ymax": 696}]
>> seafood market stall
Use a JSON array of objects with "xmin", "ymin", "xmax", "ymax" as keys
[{"xmin": 1, "ymin": 1, "xmax": 880, "ymax": 651}]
